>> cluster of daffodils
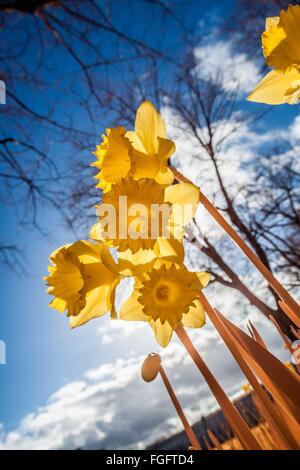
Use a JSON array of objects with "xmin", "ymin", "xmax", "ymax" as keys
[
  {"xmin": 44, "ymin": 5, "xmax": 298, "ymax": 348},
  {"xmin": 45, "ymin": 102, "xmax": 209, "ymax": 347},
  {"xmin": 248, "ymin": 4, "xmax": 300, "ymax": 105}
]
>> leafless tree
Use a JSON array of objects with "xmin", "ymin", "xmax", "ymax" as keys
[
  {"xmin": 246, "ymin": 149, "xmax": 300, "ymax": 287},
  {"xmin": 0, "ymin": 0, "xmax": 190, "ymax": 269}
]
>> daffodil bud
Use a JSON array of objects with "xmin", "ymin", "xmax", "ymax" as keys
[{"xmin": 141, "ymin": 353, "xmax": 161, "ymax": 382}]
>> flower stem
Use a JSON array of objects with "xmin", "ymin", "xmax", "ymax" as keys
[
  {"xmin": 207, "ymin": 429, "xmax": 223, "ymax": 450},
  {"xmin": 158, "ymin": 364, "xmax": 201, "ymax": 450},
  {"xmin": 175, "ymin": 323, "xmax": 262, "ymax": 450},
  {"xmin": 279, "ymin": 301, "xmax": 300, "ymax": 329}
]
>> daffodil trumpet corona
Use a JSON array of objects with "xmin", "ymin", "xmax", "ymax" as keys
[
  {"xmin": 92, "ymin": 101, "xmax": 175, "ymax": 192},
  {"xmin": 247, "ymin": 4, "xmax": 300, "ymax": 105},
  {"xmin": 120, "ymin": 259, "xmax": 210, "ymax": 347},
  {"xmin": 44, "ymin": 241, "xmax": 121, "ymax": 327},
  {"xmin": 90, "ymin": 177, "xmax": 200, "ymax": 255}
]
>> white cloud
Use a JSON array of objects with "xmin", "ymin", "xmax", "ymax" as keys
[
  {"xmin": 290, "ymin": 114, "xmax": 300, "ymax": 143},
  {"xmin": 0, "ymin": 281, "xmax": 290, "ymax": 450},
  {"xmin": 194, "ymin": 40, "xmax": 261, "ymax": 94}
]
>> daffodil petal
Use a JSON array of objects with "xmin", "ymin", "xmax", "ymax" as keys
[
  {"xmin": 167, "ymin": 221, "xmax": 184, "ymax": 241},
  {"xmin": 89, "ymin": 221, "xmax": 115, "ymax": 247},
  {"xmin": 69, "ymin": 241, "xmax": 101, "ymax": 262},
  {"xmin": 100, "ymin": 245, "xmax": 119, "ymax": 274},
  {"xmin": 131, "ymin": 140, "xmax": 175, "ymax": 183},
  {"xmin": 110, "ymin": 285, "xmax": 118, "ymax": 319},
  {"xmin": 131, "ymin": 151, "xmax": 158, "ymax": 179},
  {"xmin": 153, "ymin": 138, "xmax": 175, "ymax": 185},
  {"xmin": 247, "ymin": 69, "xmax": 300, "ymax": 104},
  {"xmin": 89, "ymin": 221, "xmax": 104, "ymax": 241},
  {"xmin": 165, "ymin": 182, "xmax": 200, "ymax": 226},
  {"xmin": 262, "ymin": 22, "xmax": 286, "ymax": 65},
  {"xmin": 265, "ymin": 16, "xmax": 279, "ymax": 32},
  {"xmin": 152, "ymin": 258, "xmax": 174, "ymax": 270},
  {"xmin": 118, "ymin": 248, "xmax": 156, "ymax": 276},
  {"xmin": 195, "ymin": 272, "xmax": 211, "ymax": 288},
  {"xmin": 83, "ymin": 262, "xmax": 118, "ymax": 291},
  {"xmin": 46, "ymin": 247, "xmax": 85, "ymax": 317},
  {"xmin": 92, "ymin": 127, "xmax": 131, "ymax": 192},
  {"xmin": 70, "ymin": 282, "xmax": 117, "ymax": 328},
  {"xmin": 49, "ymin": 243, "xmax": 71, "ymax": 261},
  {"xmin": 119, "ymin": 290, "xmax": 148, "ymax": 321},
  {"xmin": 154, "ymin": 167, "xmax": 175, "ymax": 186},
  {"xmin": 149, "ymin": 318, "xmax": 173, "ymax": 348},
  {"xmin": 49, "ymin": 297, "xmax": 67, "ymax": 314},
  {"xmin": 125, "ymin": 130, "xmax": 146, "ymax": 153},
  {"xmin": 135, "ymin": 101, "xmax": 166, "ymax": 154},
  {"xmin": 128, "ymin": 133, "xmax": 175, "ymax": 184},
  {"xmin": 157, "ymin": 138, "xmax": 175, "ymax": 170},
  {"xmin": 68, "ymin": 241, "xmax": 115, "ymax": 267},
  {"xmin": 181, "ymin": 300, "xmax": 206, "ymax": 328},
  {"xmin": 164, "ymin": 182, "xmax": 200, "ymax": 207},
  {"xmin": 154, "ymin": 237, "xmax": 185, "ymax": 263},
  {"xmin": 100, "ymin": 130, "xmax": 131, "ymax": 182}
]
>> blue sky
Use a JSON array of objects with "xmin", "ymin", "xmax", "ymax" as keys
[{"xmin": 0, "ymin": 0, "xmax": 296, "ymax": 449}]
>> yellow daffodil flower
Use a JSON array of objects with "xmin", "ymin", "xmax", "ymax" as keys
[
  {"xmin": 44, "ymin": 241, "xmax": 121, "ymax": 327},
  {"xmin": 89, "ymin": 177, "xmax": 200, "ymax": 255},
  {"xmin": 125, "ymin": 101, "xmax": 175, "ymax": 185},
  {"xmin": 262, "ymin": 5, "xmax": 300, "ymax": 74},
  {"xmin": 92, "ymin": 101, "xmax": 175, "ymax": 192},
  {"xmin": 247, "ymin": 4, "xmax": 300, "ymax": 105},
  {"xmin": 120, "ymin": 259, "xmax": 210, "ymax": 347}
]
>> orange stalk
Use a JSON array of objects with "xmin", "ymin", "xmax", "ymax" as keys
[
  {"xmin": 158, "ymin": 365, "xmax": 201, "ymax": 450},
  {"xmin": 247, "ymin": 320, "xmax": 267, "ymax": 349},
  {"xmin": 270, "ymin": 315, "xmax": 293, "ymax": 354},
  {"xmin": 291, "ymin": 326, "xmax": 300, "ymax": 340},
  {"xmin": 210, "ymin": 307, "xmax": 300, "ymax": 425},
  {"xmin": 207, "ymin": 429, "xmax": 223, "ymax": 450},
  {"xmin": 198, "ymin": 291, "xmax": 295, "ymax": 449},
  {"xmin": 203, "ymin": 436, "xmax": 213, "ymax": 450},
  {"xmin": 279, "ymin": 301, "xmax": 300, "ymax": 330},
  {"xmin": 169, "ymin": 165, "xmax": 300, "ymax": 319},
  {"xmin": 175, "ymin": 324, "xmax": 262, "ymax": 450}
]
